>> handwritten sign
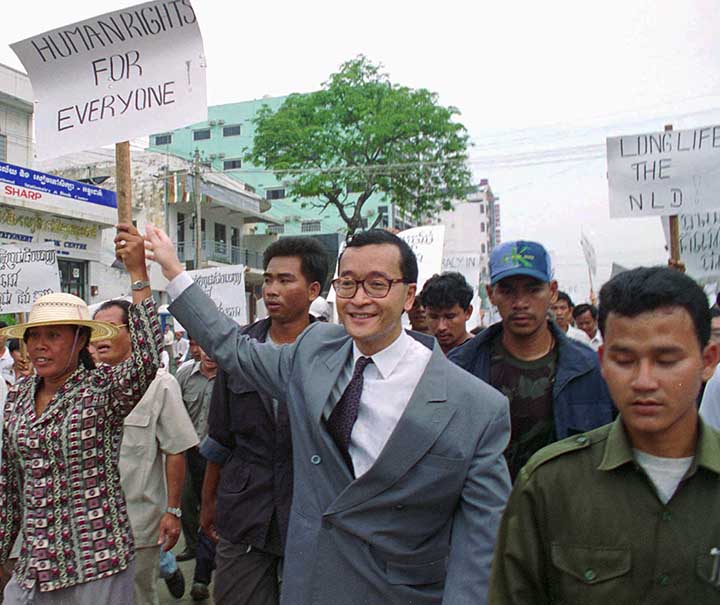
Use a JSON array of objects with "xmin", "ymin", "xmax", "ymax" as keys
[
  {"xmin": 187, "ymin": 264, "xmax": 247, "ymax": 326},
  {"xmin": 0, "ymin": 244, "xmax": 61, "ymax": 313},
  {"xmin": 607, "ymin": 125, "xmax": 720, "ymax": 218},
  {"xmin": 662, "ymin": 212, "xmax": 720, "ymax": 280},
  {"xmin": 11, "ymin": 0, "xmax": 207, "ymax": 160},
  {"xmin": 398, "ymin": 225, "xmax": 445, "ymax": 292},
  {"xmin": 442, "ymin": 252, "xmax": 482, "ymax": 329}
]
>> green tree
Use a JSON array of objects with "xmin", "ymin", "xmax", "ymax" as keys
[{"xmin": 248, "ymin": 56, "xmax": 473, "ymax": 237}]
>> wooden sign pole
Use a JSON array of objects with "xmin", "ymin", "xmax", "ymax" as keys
[
  {"xmin": 115, "ymin": 141, "xmax": 133, "ymax": 225},
  {"xmin": 664, "ymin": 124, "xmax": 682, "ymax": 266}
]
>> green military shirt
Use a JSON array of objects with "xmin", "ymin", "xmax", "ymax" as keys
[{"xmin": 489, "ymin": 417, "xmax": 720, "ymax": 604}]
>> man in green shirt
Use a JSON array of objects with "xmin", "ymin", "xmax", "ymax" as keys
[{"xmin": 490, "ymin": 266, "xmax": 720, "ymax": 604}]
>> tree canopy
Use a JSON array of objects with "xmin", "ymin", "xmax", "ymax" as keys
[{"xmin": 248, "ymin": 56, "xmax": 473, "ymax": 236}]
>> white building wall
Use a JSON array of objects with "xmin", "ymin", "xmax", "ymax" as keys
[{"xmin": 0, "ymin": 63, "xmax": 33, "ymax": 166}]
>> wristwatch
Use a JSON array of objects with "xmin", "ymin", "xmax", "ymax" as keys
[
  {"xmin": 166, "ymin": 506, "xmax": 182, "ymax": 518},
  {"xmin": 131, "ymin": 279, "xmax": 151, "ymax": 291}
]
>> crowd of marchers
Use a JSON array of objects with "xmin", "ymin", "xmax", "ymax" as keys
[{"xmin": 0, "ymin": 225, "xmax": 719, "ymax": 605}]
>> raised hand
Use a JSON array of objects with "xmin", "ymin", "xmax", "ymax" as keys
[
  {"xmin": 144, "ymin": 224, "xmax": 185, "ymax": 281},
  {"xmin": 115, "ymin": 223, "xmax": 148, "ymax": 278}
]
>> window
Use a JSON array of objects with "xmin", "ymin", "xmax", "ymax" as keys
[
  {"xmin": 223, "ymin": 124, "xmax": 242, "ymax": 137},
  {"xmin": 300, "ymin": 220, "xmax": 321, "ymax": 233},
  {"xmin": 268, "ymin": 225, "xmax": 285, "ymax": 234},
  {"xmin": 193, "ymin": 128, "xmax": 211, "ymax": 141},
  {"xmin": 214, "ymin": 223, "xmax": 226, "ymax": 244},
  {"xmin": 0, "ymin": 134, "xmax": 6, "ymax": 162},
  {"xmin": 177, "ymin": 212, "xmax": 185, "ymax": 244},
  {"xmin": 481, "ymin": 243, "xmax": 486, "ymax": 253},
  {"xmin": 153, "ymin": 133, "xmax": 172, "ymax": 146},
  {"xmin": 231, "ymin": 227, "xmax": 240, "ymax": 248},
  {"xmin": 480, "ymin": 203, "xmax": 485, "ymax": 214},
  {"xmin": 223, "ymin": 158, "xmax": 242, "ymax": 171},
  {"xmin": 481, "ymin": 222, "xmax": 486, "ymax": 232},
  {"xmin": 266, "ymin": 187, "xmax": 286, "ymax": 200}
]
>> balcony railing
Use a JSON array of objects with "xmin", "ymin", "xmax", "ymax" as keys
[{"xmin": 177, "ymin": 241, "xmax": 263, "ymax": 269}]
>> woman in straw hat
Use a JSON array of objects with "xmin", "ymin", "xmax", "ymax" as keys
[{"xmin": 0, "ymin": 223, "xmax": 163, "ymax": 604}]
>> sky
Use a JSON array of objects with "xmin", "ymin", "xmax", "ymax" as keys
[{"xmin": 2, "ymin": 0, "xmax": 720, "ymax": 301}]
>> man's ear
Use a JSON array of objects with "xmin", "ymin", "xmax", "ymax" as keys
[
  {"xmin": 485, "ymin": 284, "xmax": 494, "ymax": 305},
  {"xmin": 308, "ymin": 281, "xmax": 321, "ymax": 301},
  {"xmin": 404, "ymin": 284, "xmax": 417, "ymax": 313},
  {"xmin": 464, "ymin": 305, "xmax": 473, "ymax": 321},
  {"xmin": 701, "ymin": 341, "xmax": 720, "ymax": 382},
  {"xmin": 549, "ymin": 280, "xmax": 559, "ymax": 303}
]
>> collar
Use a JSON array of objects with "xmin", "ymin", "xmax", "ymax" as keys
[
  {"xmin": 352, "ymin": 330, "xmax": 410, "ymax": 380},
  {"xmin": 598, "ymin": 415, "xmax": 720, "ymax": 475}
]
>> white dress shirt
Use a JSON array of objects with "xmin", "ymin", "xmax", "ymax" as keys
[
  {"xmin": 566, "ymin": 324, "xmax": 593, "ymax": 347},
  {"xmin": 325, "ymin": 331, "xmax": 432, "ymax": 477},
  {"xmin": 166, "ymin": 271, "xmax": 433, "ymax": 477}
]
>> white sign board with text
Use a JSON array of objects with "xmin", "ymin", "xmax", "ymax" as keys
[
  {"xmin": 0, "ymin": 244, "xmax": 61, "ymax": 313},
  {"xmin": 607, "ymin": 125, "xmax": 720, "ymax": 218},
  {"xmin": 187, "ymin": 264, "xmax": 247, "ymax": 326},
  {"xmin": 442, "ymin": 252, "xmax": 482, "ymax": 330},
  {"xmin": 398, "ymin": 225, "xmax": 445, "ymax": 293},
  {"xmin": 12, "ymin": 0, "xmax": 207, "ymax": 160},
  {"xmin": 662, "ymin": 212, "xmax": 720, "ymax": 280}
]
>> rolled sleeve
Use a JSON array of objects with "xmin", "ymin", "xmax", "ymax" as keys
[{"xmin": 200, "ymin": 435, "xmax": 231, "ymax": 465}]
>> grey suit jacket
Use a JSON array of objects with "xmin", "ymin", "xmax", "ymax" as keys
[{"xmin": 170, "ymin": 283, "xmax": 511, "ymax": 605}]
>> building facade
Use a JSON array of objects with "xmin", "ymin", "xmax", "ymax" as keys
[
  {"xmin": 146, "ymin": 95, "xmax": 416, "ymax": 238},
  {"xmin": 39, "ymin": 148, "xmax": 281, "ymax": 314}
]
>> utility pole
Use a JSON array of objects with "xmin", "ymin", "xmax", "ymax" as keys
[{"xmin": 193, "ymin": 149, "xmax": 203, "ymax": 269}]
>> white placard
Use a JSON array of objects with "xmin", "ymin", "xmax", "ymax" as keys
[
  {"xmin": 607, "ymin": 125, "xmax": 720, "ymax": 218},
  {"xmin": 397, "ymin": 225, "xmax": 445, "ymax": 292},
  {"xmin": 0, "ymin": 244, "xmax": 61, "ymax": 313},
  {"xmin": 442, "ymin": 252, "xmax": 482, "ymax": 330},
  {"xmin": 662, "ymin": 212, "xmax": 720, "ymax": 280},
  {"xmin": 11, "ymin": 0, "xmax": 207, "ymax": 160},
  {"xmin": 187, "ymin": 264, "xmax": 247, "ymax": 326}
]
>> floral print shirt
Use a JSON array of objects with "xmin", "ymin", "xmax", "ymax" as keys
[{"xmin": 0, "ymin": 297, "xmax": 162, "ymax": 592}]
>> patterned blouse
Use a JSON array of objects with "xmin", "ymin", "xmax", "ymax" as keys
[{"xmin": 0, "ymin": 297, "xmax": 162, "ymax": 592}]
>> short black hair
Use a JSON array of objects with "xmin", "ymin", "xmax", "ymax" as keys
[
  {"xmin": 7, "ymin": 339, "xmax": 21, "ymax": 354},
  {"xmin": 263, "ymin": 236, "xmax": 329, "ymax": 286},
  {"xmin": 573, "ymin": 303, "xmax": 598, "ymax": 321},
  {"xmin": 341, "ymin": 230, "xmax": 418, "ymax": 283},
  {"xmin": 0, "ymin": 321, "xmax": 7, "ymax": 330},
  {"xmin": 420, "ymin": 272, "xmax": 473, "ymax": 311},
  {"xmin": 711, "ymin": 305, "xmax": 720, "ymax": 319},
  {"xmin": 598, "ymin": 266, "xmax": 710, "ymax": 348},
  {"xmin": 555, "ymin": 290, "xmax": 574, "ymax": 308},
  {"xmin": 94, "ymin": 298, "xmax": 131, "ymax": 324}
]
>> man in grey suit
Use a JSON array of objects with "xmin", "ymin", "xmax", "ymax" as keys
[{"xmin": 146, "ymin": 226, "xmax": 511, "ymax": 605}]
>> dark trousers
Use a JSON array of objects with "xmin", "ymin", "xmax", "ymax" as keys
[
  {"xmin": 213, "ymin": 538, "xmax": 281, "ymax": 605},
  {"xmin": 181, "ymin": 447, "xmax": 205, "ymax": 552},
  {"xmin": 182, "ymin": 447, "xmax": 217, "ymax": 585}
]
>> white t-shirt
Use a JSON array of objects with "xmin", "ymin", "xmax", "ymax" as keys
[
  {"xmin": 566, "ymin": 325, "xmax": 593, "ymax": 347},
  {"xmin": 633, "ymin": 449, "xmax": 693, "ymax": 504}
]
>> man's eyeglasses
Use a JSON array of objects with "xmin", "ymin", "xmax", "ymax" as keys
[{"xmin": 331, "ymin": 276, "xmax": 406, "ymax": 299}]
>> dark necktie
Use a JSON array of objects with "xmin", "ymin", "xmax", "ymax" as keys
[{"xmin": 326, "ymin": 356, "xmax": 373, "ymax": 473}]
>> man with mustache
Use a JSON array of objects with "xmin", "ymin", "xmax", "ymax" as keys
[{"xmin": 449, "ymin": 240, "xmax": 614, "ymax": 480}]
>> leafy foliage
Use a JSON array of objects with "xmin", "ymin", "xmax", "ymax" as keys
[{"xmin": 248, "ymin": 56, "xmax": 473, "ymax": 236}]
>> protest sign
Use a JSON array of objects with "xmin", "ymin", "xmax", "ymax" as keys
[
  {"xmin": 187, "ymin": 264, "xmax": 247, "ymax": 325},
  {"xmin": 11, "ymin": 0, "xmax": 207, "ymax": 161},
  {"xmin": 662, "ymin": 212, "xmax": 720, "ymax": 280},
  {"xmin": 607, "ymin": 125, "xmax": 720, "ymax": 218},
  {"xmin": 442, "ymin": 252, "xmax": 482, "ymax": 330},
  {"xmin": 398, "ymin": 225, "xmax": 445, "ymax": 292},
  {"xmin": 0, "ymin": 244, "xmax": 61, "ymax": 313}
]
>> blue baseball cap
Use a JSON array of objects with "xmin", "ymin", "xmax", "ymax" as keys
[{"xmin": 489, "ymin": 240, "xmax": 553, "ymax": 285}]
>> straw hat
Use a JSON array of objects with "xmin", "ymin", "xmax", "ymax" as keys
[{"xmin": 0, "ymin": 292, "xmax": 119, "ymax": 342}]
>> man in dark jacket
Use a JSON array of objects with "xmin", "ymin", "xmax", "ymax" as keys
[
  {"xmin": 450, "ymin": 240, "xmax": 614, "ymax": 480},
  {"xmin": 198, "ymin": 236, "xmax": 328, "ymax": 605}
]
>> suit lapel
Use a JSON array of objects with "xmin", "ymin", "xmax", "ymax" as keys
[
  {"xmin": 304, "ymin": 338, "xmax": 353, "ymax": 425},
  {"xmin": 325, "ymin": 347, "xmax": 455, "ymax": 515}
]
